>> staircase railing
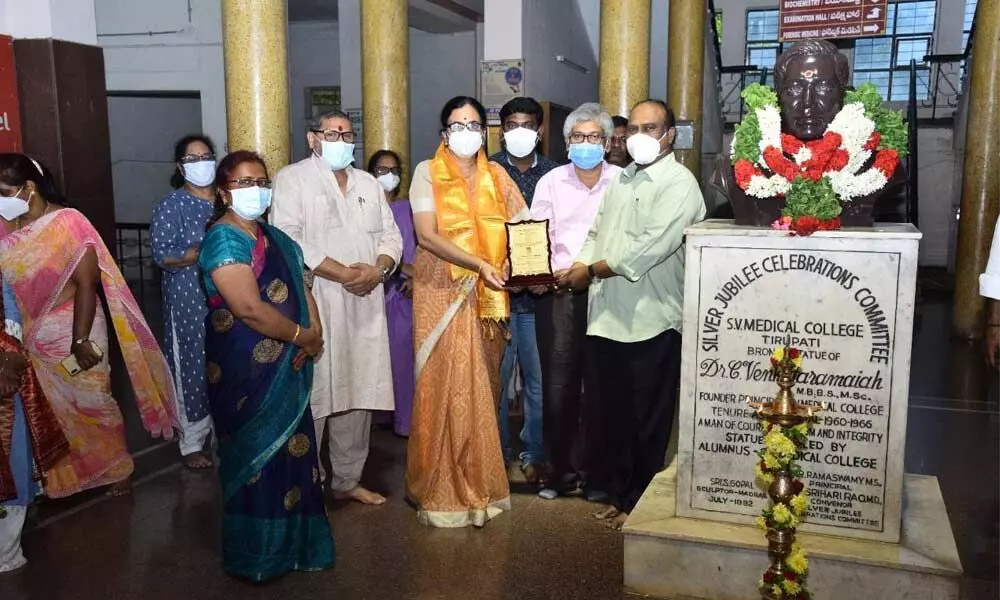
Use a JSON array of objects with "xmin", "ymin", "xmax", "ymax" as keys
[{"xmin": 906, "ymin": 59, "xmax": 919, "ymax": 227}]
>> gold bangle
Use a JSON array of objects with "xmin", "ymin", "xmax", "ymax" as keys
[{"xmin": 292, "ymin": 324, "xmax": 301, "ymax": 344}]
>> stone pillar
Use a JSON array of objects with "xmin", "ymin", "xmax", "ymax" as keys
[
  {"xmin": 953, "ymin": 1, "xmax": 1000, "ymax": 340},
  {"xmin": 599, "ymin": 0, "xmax": 650, "ymax": 118},
  {"xmin": 221, "ymin": 0, "xmax": 290, "ymax": 173},
  {"xmin": 667, "ymin": 0, "xmax": 705, "ymax": 179},
  {"xmin": 361, "ymin": 0, "xmax": 409, "ymax": 188}
]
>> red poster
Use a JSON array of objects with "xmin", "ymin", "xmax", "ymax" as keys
[
  {"xmin": 779, "ymin": 0, "xmax": 889, "ymax": 42},
  {"xmin": 0, "ymin": 35, "xmax": 22, "ymax": 153}
]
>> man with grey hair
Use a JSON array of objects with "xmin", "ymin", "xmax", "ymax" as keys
[
  {"xmin": 270, "ymin": 110, "xmax": 403, "ymax": 505},
  {"xmin": 529, "ymin": 102, "xmax": 622, "ymax": 501}
]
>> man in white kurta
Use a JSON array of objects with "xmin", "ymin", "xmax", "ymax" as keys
[{"xmin": 271, "ymin": 111, "xmax": 402, "ymax": 505}]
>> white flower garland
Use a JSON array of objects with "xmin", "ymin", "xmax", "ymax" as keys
[{"xmin": 732, "ymin": 100, "xmax": 893, "ymax": 202}]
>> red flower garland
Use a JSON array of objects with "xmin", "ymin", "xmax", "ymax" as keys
[
  {"xmin": 734, "ymin": 159, "xmax": 761, "ymax": 188},
  {"xmin": 872, "ymin": 149, "xmax": 899, "ymax": 178},
  {"xmin": 864, "ymin": 131, "xmax": 881, "ymax": 152}
]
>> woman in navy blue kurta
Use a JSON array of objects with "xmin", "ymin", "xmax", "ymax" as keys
[{"xmin": 150, "ymin": 134, "xmax": 217, "ymax": 468}]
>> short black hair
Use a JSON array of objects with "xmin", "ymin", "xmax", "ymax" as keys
[
  {"xmin": 171, "ymin": 134, "xmax": 216, "ymax": 188},
  {"xmin": 0, "ymin": 153, "xmax": 65, "ymax": 205},
  {"xmin": 440, "ymin": 96, "xmax": 488, "ymax": 130},
  {"xmin": 499, "ymin": 97, "xmax": 544, "ymax": 128},
  {"xmin": 367, "ymin": 149, "xmax": 401, "ymax": 174},
  {"xmin": 611, "ymin": 115, "xmax": 628, "ymax": 129},
  {"xmin": 633, "ymin": 99, "xmax": 677, "ymax": 130}
]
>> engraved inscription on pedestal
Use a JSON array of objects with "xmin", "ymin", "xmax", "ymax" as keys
[{"xmin": 675, "ymin": 221, "xmax": 921, "ymax": 544}]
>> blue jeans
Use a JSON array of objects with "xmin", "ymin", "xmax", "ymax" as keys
[{"xmin": 499, "ymin": 311, "xmax": 545, "ymax": 465}]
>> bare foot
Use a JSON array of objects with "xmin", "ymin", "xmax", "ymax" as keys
[
  {"xmin": 607, "ymin": 511, "xmax": 629, "ymax": 531},
  {"xmin": 183, "ymin": 451, "xmax": 213, "ymax": 470},
  {"xmin": 593, "ymin": 506, "xmax": 620, "ymax": 520},
  {"xmin": 332, "ymin": 485, "xmax": 386, "ymax": 505},
  {"xmin": 106, "ymin": 479, "xmax": 132, "ymax": 497}
]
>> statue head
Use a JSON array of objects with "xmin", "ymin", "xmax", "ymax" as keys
[{"xmin": 774, "ymin": 40, "xmax": 850, "ymax": 140}]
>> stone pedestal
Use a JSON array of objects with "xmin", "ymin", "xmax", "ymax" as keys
[
  {"xmin": 676, "ymin": 220, "xmax": 921, "ymax": 543},
  {"xmin": 620, "ymin": 221, "xmax": 963, "ymax": 598},
  {"xmin": 624, "ymin": 463, "xmax": 962, "ymax": 600}
]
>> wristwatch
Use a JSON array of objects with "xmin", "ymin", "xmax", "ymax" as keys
[
  {"xmin": 586, "ymin": 264, "xmax": 597, "ymax": 280},
  {"xmin": 379, "ymin": 265, "xmax": 392, "ymax": 282}
]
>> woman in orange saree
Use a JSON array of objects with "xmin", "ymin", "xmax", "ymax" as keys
[
  {"xmin": 0, "ymin": 154, "xmax": 176, "ymax": 498},
  {"xmin": 405, "ymin": 96, "xmax": 528, "ymax": 528}
]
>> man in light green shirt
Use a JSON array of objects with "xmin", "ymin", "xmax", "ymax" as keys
[{"xmin": 558, "ymin": 99, "xmax": 705, "ymax": 529}]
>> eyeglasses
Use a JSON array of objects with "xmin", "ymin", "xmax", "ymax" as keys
[
  {"xmin": 372, "ymin": 166, "xmax": 401, "ymax": 176},
  {"xmin": 228, "ymin": 177, "xmax": 272, "ymax": 189},
  {"xmin": 311, "ymin": 129, "xmax": 357, "ymax": 143},
  {"xmin": 569, "ymin": 132, "xmax": 605, "ymax": 144},
  {"xmin": 180, "ymin": 153, "xmax": 215, "ymax": 164},
  {"xmin": 445, "ymin": 122, "xmax": 484, "ymax": 133},
  {"xmin": 626, "ymin": 123, "xmax": 666, "ymax": 136},
  {"xmin": 609, "ymin": 135, "xmax": 627, "ymax": 147},
  {"xmin": 502, "ymin": 121, "xmax": 539, "ymax": 133}
]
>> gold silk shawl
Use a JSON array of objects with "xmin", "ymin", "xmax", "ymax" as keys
[{"xmin": 429, "ymin": 143, "xmax": 509, "ymax": 320}]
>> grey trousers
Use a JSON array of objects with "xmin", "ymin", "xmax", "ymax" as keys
[{"xmin": 313, "ymin": 409, "xmax": 372, "ymax": 492}]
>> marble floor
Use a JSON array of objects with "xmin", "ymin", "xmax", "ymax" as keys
[{"xmin": 0, "ymin": 283, "xmax": 996, "ymax": 600}]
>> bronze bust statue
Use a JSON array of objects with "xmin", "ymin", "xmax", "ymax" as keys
[{"xmin": 714, "ymin": 39, "xmax": 904, "ymax": 227}]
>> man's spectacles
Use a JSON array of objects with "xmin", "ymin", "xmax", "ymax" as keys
[
  {"xmin": 627, "ymin": 123, "xmax": 665, "ymax": 136},
  {"xmin": 228, "ymin": 177, "xmax": 272, "ymax": 189},
  {"xmin": 180, "ymin": 153, "xmax": 215, "ymax": 164},
  {"xmin": 502, "ymin": 121, "xmax": 539, "ymax": 132},
  {"xmin": 569, "ymin": 132, "xmax": 605, "ymax": 144},
  {"xmin": 609, "ymin": 135, "xmax": 627, "ymax": 147},
  {"xmin": 373, "ymin": 166, "xmax": 402, "ymax": 176},
  {"xmin": 445, "ymin": 122, "xmax": 484, "ymax": 133},
  {"xmin": 311, "ymin": 129, "xmax": 357, "ymax": 143}
]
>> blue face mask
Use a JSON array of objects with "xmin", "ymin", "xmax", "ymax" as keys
[
  {"xmin": 230, "ymin": 186, "xmax": 272, "ymax": 220},
  {"xmin": 567, "ymin": 142, "xmax": 605, "ymax": 170},
  {"xmin": 320, "ymin": 140, "xmax": 355, "ymax": 170}
]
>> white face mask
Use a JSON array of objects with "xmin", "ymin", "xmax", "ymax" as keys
[
  {"xmin": 447, "ymin": 130, "xmax": 484, "ymax": 158},
  {"xmin": 376, "ymin": 173, "xmax": 400, "ymax": 193},
  {"xmin": 503, "ymin": 127, "xmax": 538, "ymax": 158},
  {"xmin": 182, "ymin": 161, "xmax": 216, "ymax": 187},
  {"xmin": 626, "ymin": 130, "xmax": 669, "ymax": 165},
  {"xmin": 0, "ymin": 187, "xmax": 29, "ymax": 221},
  {"xmin": 319, "ymin": 140, "xmax": 355, "ymax": 171},
  {"xmin": 229, "ymin": 186, "xmax": 272, "ymax": 220}
]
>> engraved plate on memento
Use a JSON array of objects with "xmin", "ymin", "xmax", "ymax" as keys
[{"xmin": 505, "ymin": 219, "xmax": 557, "ymax": 287}]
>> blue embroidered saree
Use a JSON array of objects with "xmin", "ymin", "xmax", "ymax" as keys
[{"xmin": 199, "ymin": 222, "xmax": 334, "ymax": 582}]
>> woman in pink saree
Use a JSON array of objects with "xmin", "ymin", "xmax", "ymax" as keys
[{"xmin": 0, "ymin": 154, "xmax": 176, "ymax": 497}]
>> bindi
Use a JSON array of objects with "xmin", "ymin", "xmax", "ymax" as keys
[{"xmin": 800, "ymin": 68, "xmax": 818, "ymax": 81}]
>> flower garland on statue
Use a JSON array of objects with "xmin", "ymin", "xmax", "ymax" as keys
[
  {"xmin": 730, "ymin": 82, "xmax": 908, "ymax": 236},
  {"xmin": 754, "ymin": 347, "xmax": 813, "ymax": 599}
]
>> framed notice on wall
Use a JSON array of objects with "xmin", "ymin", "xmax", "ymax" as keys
[
  {"xmin": 481, "ymin": 59, "xmax": 524, "ymax": 125},
  {"xmin": 305, "ymin": 86, "xmax": 341, "ymax": 119}
]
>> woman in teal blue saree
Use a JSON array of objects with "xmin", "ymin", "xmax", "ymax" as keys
[{"xmin": 198, "ymin": 151, "xmax": 333, "ymax": 582}]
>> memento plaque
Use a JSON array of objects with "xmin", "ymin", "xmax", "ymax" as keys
[
  {"xmin": 505, "ymin": 220, "xmax": 557, "ymax": 287},
  {"xmin": 675, "ymin": 221, "xmax": 920, "ymax": 544}
]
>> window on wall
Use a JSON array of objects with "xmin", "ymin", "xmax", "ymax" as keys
[
  {"xmin": 962, "ymin": 0, "xmax": 977, "ymax": 51},
  {"xmin": 745, "ymin": 9, "xmax": 782, "ymax": 84},
  {"xmin": 852, "ymin": 1, "xmax": 937, "ymax": 101}
]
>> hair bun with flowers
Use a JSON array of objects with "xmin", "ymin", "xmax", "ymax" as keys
[{"xmin": 730, "ymin": 82, "xmax": 907, "ymax": 236}]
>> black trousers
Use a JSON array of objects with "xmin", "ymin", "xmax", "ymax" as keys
[
  {"xmin": 593, "ymin": 329, "xmax": 682, "ymax": 513},
  {"xmin": 535, "ymin": 291, "xmax": 606, "ymax": 489}
]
